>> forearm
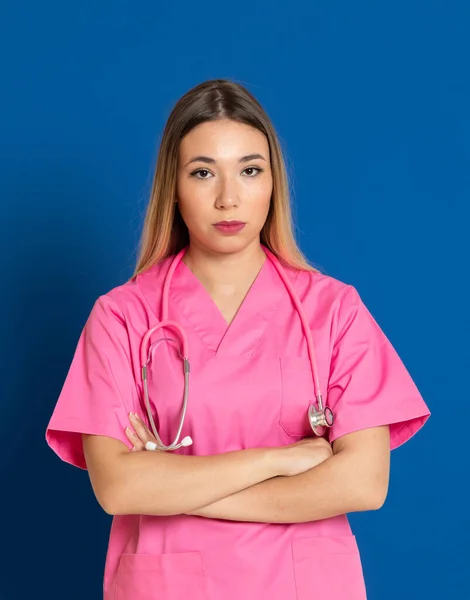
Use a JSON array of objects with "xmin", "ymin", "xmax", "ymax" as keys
[
  {"xmin": 109, "ymin": 446, "xmax": 278, "ymax": 516},
  {"xmin": 189, "ymin": 449, "xmax": 384, "ymax": 523}
]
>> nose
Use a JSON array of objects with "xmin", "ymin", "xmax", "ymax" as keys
[{"xmin": 215, "ymin": 176, "xmax": 239, "ymax": 209}]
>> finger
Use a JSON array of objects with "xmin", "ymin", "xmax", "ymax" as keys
[
  {"xmin": 125, "ymin": 426, "xmax": 145, "ymax": 451},
  {"xmin": 125, "ymin": 427, "xmax": 145, "ymax": 451},
  {"xmin": 129, "ymin": 412, "xmax": 153, "ymax": 439},
  {"xmin": 128, "ymin": 412, "xmax": 160, "ymax": 451}
]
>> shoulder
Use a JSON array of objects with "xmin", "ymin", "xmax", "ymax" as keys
[
  {"xmin": 90, "ymin": 256, "xmax": 174, "ymax": 324},
  {"xmin": 280, "ymin": 265, "xmax": 367, "ymax": 346},
  {"xmin": 288, "ymin": 265, "xmax": 359, "ymax": 311}
]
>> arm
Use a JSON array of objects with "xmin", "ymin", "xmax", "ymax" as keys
[
  {"xmin": 187, "ymin": 426, "xmax": 390, "ymax": 523},
  {"xmin": 83, "ymin": 433, "xmax": 279, "ymax": 516}
]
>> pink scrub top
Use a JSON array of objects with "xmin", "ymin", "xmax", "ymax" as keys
[{"xmin": 45, "ymin": 250, "xmax": 430, "ymax": 600}]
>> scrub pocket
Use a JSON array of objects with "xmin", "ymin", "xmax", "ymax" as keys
[
  {"xmin": 279, "ymin": 356, "xmax": 326, "ymax": 437},
  {"xmin": 292, "ymin": 535, "xmax": 367, "ymax": 600},
  {"xmin": 114, "ymin": 551, "xmax": 207, "ymax": 600}
]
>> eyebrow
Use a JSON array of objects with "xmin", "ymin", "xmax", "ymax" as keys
[{"xmin": 184, "ymin": 153, "xmax": 267, "ymax": 168}]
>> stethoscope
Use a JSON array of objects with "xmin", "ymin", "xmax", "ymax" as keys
[{"xmin": 141, "ymin": 246, "xmax": 334, "ymax": 452}]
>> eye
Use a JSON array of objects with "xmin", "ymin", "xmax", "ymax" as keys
[
  {"xmin": 243, "ymin": 167, "xmax": 264, "ymax": 177},
  {"xmin": 189, "ymin": 166, "xmax": 264, "ymax": 179},
  {"xmin": 190, "ymin": 169, "xmax": 213, "ymax": 179}
]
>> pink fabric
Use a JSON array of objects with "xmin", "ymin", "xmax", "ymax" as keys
[{"xmin": 46, "ymin": 251, "xmax": 430, "ymax": 599}]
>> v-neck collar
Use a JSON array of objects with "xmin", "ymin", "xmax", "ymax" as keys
[{"xmin": 169, "ymin": 251, "xmax": 284, "ymax": 356}]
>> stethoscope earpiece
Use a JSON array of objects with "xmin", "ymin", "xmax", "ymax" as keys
[{"xmin": 145, "ymin": 435, "xmax": 193, "ymax": 451}]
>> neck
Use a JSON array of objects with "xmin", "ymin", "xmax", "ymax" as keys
[{"xmin": 182, "ymin": 240, "xmax": 267, "ymax": 293}]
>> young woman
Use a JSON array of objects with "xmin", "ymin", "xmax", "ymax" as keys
[{"xmin": 45, "ymin": 79, "xmax": 430, "ymax": 600}]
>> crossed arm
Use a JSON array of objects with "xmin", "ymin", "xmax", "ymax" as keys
[
  {"xmin": 186, "ymin": 425, "xmax": 390, "ymax": 523},
  {"xmin": 83, "ymin": 416, "xmax": 390, "ymax": 524}
]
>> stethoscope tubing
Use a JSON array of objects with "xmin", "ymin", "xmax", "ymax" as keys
[{"xmin": 140, "ymin": 246, "xmax": 333, "ymax": 451}]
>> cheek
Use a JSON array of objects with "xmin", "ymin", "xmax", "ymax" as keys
[
  {"xmin": 178, "ymin": 202, "xmax": 204, "ymax": 232},
  {"xmin": 176, "ymin": 181, "xmax": 205, "ymax": 225},
  {"xmin": 249, "ymin": 184, "xmax": 272, "ymax": 221},
  {"xmin": 255, "ymin": 173, "xmax": 273, "ymax": 203},
  {"xmin": 255, "ymin": 200, "xmax": 271, "ymax": 225},
  {"xmin": 177, "ymin": 198, "xmax": 216, "ymax": 240}
]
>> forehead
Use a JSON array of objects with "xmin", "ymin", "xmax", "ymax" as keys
[{"xmin": 179, "ymin": 120, "xmax": 269, "ymax": 160}]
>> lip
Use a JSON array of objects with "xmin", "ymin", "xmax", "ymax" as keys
[{"xmin": 212, "ymin": 221, "xmax": 246, "ymax": 234}]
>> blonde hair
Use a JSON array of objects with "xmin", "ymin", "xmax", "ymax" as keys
[{"xmin": 132, "ymin": 79, "xmax": 319, "ymax": 277}]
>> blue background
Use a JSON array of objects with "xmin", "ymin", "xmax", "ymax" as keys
[{"xmin": 1, "ymin": 1, "xmax": 468, "ymax": 598}]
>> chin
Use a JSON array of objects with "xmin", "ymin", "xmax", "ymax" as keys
[
  {"xmin": 195, "ymin": 232, "xmax": 259, "ymax": 256},
  {"xmin": 216, "ymin": 234, "xmax": 261, "ymax": 254}
]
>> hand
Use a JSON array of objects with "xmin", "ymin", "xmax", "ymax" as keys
[
  {"xmin": 125, "ymin": 412, "xmax": 157, "ymax": 451},
  {"xmin": 274, "ymin": 436, "xmax": 333, "ymax": 477},
  {"xmin": 124, "ymin": 413, "xmax": 333, "ymax": 477}
]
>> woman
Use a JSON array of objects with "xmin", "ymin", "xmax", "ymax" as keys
[{"xmin": 45, "ymin": 79, "xmax": 430, "ymax": 600}]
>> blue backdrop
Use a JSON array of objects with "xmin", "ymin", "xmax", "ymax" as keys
[{"xmin": 1, "ymin": 1, "xmax": 468, "ymax": 598}]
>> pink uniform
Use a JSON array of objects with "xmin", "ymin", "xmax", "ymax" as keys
[{"xmin": 45, "ymin": 247, "xmax": 430, "ymax": 600}]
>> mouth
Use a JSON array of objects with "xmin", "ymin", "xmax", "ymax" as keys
[{"xmin": 212, "ymin": 221, "xmax": 247, "ymax": 234}]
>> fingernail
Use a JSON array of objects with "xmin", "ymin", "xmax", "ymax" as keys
[{"xmin": 125, "ymin": 427, "xmax": 133, "ymax": 435}]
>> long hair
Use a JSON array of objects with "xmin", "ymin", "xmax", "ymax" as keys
[{"xmin": 132, "ymin": 79, "xmax": 319, "ymax": 277}]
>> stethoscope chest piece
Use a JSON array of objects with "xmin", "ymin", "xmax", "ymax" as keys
[{"xmin": 308, "ymin": 402, "xmax": 334, "ymax": 437}]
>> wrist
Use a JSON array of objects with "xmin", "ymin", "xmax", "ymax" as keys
[{"xmin": 256, "ymin": 447, "xmax": 282, "ymax": 479}]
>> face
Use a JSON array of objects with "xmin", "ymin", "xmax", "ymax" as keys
[{"xmin": 175, "ymin": 119, "xmax": 273, "ymax": 255}]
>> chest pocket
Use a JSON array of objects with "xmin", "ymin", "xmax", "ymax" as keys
[{"xmin": 279, "ymin": 356, "xmax": 329, "ymax": 438}]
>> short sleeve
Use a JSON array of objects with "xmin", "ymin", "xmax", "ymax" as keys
[
  {"xmin": 326, "ymin": 285, "xmax": 431, "ymax": 450},
  {"xmin": 45, "ymin": 295, "xmax": 139, "ymax": 470}
]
